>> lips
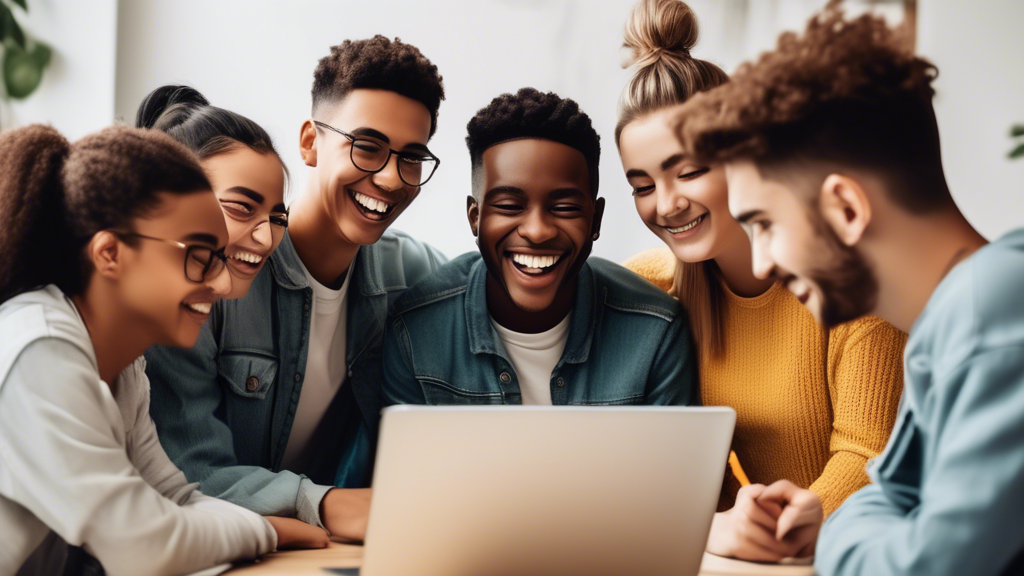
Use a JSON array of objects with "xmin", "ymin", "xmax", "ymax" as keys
[
  {"xmin": 226, "ymin": 248, "xmax": 266, "ymax": 278},
  {"xmin": 503, "ymin": 250, "xmax": 569, "ymax": 291},
  {"xmin": 181, "ymin": 300, "xmax": 214, "ymax": 324},
  {"xmin": 663, "ymin": 213, "xmax": 707, "ymax": 236},
  {"xmin": 349, "ymin": 189, "xmax": 397, "ymax": 222}
]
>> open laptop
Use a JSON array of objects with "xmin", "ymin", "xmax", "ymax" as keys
[{"xmin": 361, "ymin": 405, "xmax": 735, "ymax": 576}]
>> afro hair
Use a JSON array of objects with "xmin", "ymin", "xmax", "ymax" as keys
[
  {"xmin": 466, "ymin": 87, "xmax": 601, "ymax": 196},
  {"xmin": 312, "ymin": 35, "xmax": 445, "ymax": 137}
]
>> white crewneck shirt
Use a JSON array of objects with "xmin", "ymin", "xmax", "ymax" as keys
[
  {"xmin": 281, "ymin": 261, "xmax": 352, "ymax": 471},
  {"xmin": 490, "ymin": 314, "xmax": 571, "ymax": 405}
]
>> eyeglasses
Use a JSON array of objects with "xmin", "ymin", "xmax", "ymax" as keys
[
  {"xmin": 116, "ymin": 232, "xmax": 229, "ymax": 283},
  {"xmin": 313, "ymin": 121, "xmax": 440, "ymax": 187}
]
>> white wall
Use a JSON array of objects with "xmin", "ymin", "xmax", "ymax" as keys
[{"xmin": 1, "ymin": 0, "xmax": 117, "ymax": 141}]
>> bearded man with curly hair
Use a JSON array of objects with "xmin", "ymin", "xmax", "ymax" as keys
[
  {"xmin": 382, "ymin": 87, "xmax": 697, "ymax": 411},
  {"xmin": 145, "ymin": 36, "xmax": 449, "ymax": 544},
  {"xmin": 676, "ymin": 6, "xmax": 1024, "ymax": 575}
]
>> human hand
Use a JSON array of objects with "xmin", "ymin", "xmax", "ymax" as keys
[
  {"xmin": 265, "ymin": 516, "xmax": 330, "ymax": 550},
  {"xmin": 756, "ymin": 479, "xmax": 822, "ymax": 558},
  {"xmin": 320, "ymin": 487, "xmax": 372, "ymax": 542},
  {"xmin": 706, "ymin": 483, "xmax": 803, "ymax": 562}
]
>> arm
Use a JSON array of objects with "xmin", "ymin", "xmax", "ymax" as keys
[
  {"xmin": 644, "ymin": 312, "xmax": 698, "ymax": 406},
  {"xmin": 382, "ymin": 315, "xmax": 427, "ymax": 406},
  {"xmin": 145, "ymin": 323, "xmax": 332, "ymax": 528},
  {"xmin": 813, "ymin": 318, "xmax": 905, "ymax": 515},
  {"xmin": 0, "ymin": 340, "xmax": 275, "ymax": 576},
  {"xmin": 817, "ymin": 345, "xmax": 1024, "ymax": 576}
]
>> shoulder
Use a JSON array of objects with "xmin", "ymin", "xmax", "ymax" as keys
[
  {"xmin": 588, "ymin": 258, "xmax": 683, "ymax": 323},
  {"xmin": 0, "ymin": 286, "xmax": 93, "ymax": 386},
  {"xmin": 371, "ymin": 229, "xmax": 449, "ymax": 291},
  {"xmin": 390, "ymin": 252, "xmax": 479, "ymax": 318},
  {"xmin": 622, "ymin": 247, "xmax": 675, "ymax": 293},
  {"xmin": 828, "ymin": 315, "xmax": 907, "ymax": 351}
]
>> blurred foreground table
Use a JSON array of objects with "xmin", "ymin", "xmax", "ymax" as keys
[{"xmin": 224, "ymin": 543, "xmax": 815, "ymax": 575}]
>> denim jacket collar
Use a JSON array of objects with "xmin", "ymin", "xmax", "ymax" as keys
[
  {"xmin": 269, "ymin": 231, "xmax": 388, "ymax": 298},
  {"xmin": 464, "ymin": 257, "xmax": 596, "ymax": 365}
]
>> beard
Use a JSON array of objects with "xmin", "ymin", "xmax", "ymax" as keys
[{"xmin": 804, "ymin": 210, "xmax": 879, "ymax": 329}]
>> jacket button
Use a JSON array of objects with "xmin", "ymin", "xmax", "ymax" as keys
[
  {"xmin": 556, "ymin": 377, "xmax": 565, "ymax": 387},
  {"xmin": 294, "ymin": 373, "xmax": 302, "ymax": 382},
  {"xmin": 246, "ymin": 376, "xmax": 259, "ymax": 392},
  {"xmin": 304, "ymin": 303, "xmax": 310, "ymax": 312},
  {"xmin": 499, "ymin": 372, "xmax": 511, "ymax": 383}
]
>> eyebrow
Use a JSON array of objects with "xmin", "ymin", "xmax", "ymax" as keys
[
  {"xmin": 484, "ymin": 186, "xmax": 586, "ymax": 201},
  {"xmin": 225, "ymin": 186, "xmax": 287, "ymax": 213},
  {"xmin": 624, "ymin": 153, "xmax": 688, "ymax": 180},
  {"xmin": 484, "ymin": 186, "xmax": 525, "ymax": 199},
  {"xmin": 181, "ymin": 233, "xmax": 220, "ymax": 246},
  {"xmin": 734, "ymin": 209, "xmax": 764, "ymax": 224},
  {"xmin": 350, "ymin": 127, "xmax": 432, "ymax": 155}
]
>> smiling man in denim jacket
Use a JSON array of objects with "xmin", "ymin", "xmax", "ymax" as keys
[
  {"xmin": 145, "ymin": 36, "xmax": 446, "ymax": 543},
  {"xmin": 383, "ymin": 88, "xmax": 697, "ymax": 409}
]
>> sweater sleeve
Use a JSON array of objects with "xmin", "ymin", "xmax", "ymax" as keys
[
  {"xmin": 622, "ymin": 247, "xmax": 676, "ymax": 293},
  {"xmin": 811, "ymin": 317, "xmax": 906, "ymax": 516},
  {"xmin": 0, "ymin": 339, "xmax": 275, "ymax": 576}
]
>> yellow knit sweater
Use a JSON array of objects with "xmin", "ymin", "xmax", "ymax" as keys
[{"xmin": 624, "ymin": 247, "xmax": 906, "ymax": 516}]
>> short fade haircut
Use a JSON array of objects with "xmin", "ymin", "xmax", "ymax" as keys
[
  {"xmin": 312, "ymin": 35, "xmax": 445, "ymax": 137},
  {"xmin": 466, "ymin": 87, "xmax": 601, "ymax": 198},
  {"xmin": 677, "ymin": 7, "xmax": 952, "ymax": 213}
]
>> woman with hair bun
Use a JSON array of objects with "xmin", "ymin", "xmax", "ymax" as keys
[
  {"xmin": 615, "ymin": 0, "xmax": 907, "ymax": 562},
  {"xmin": 0, "ymin": 125, "xmax": 324, "ymax": 575},
  {"xmin": 137, "ymin": 84, "xmax": 290, "ymax": 299}
]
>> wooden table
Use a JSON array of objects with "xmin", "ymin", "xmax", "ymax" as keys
[{"xmin": 224, "ymin": 543, "xmax": 815, "ymax": 575}]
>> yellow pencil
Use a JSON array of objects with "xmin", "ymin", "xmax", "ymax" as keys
[{"xmin": 728, "ymin": 450, "xmax": 752, "ymax": 487}]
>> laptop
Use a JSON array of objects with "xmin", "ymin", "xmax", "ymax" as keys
[{"xmin": 361, "ymin": 405, "xmax": 736, "ymax": 576}]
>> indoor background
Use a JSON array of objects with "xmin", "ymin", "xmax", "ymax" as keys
[{"xmin": 3, "ymin": 0, "xmax": 1021, "ymax": 263}]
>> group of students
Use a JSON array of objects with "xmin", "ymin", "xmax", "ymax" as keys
[{"xmin": 1, "ymin": 0, "xmax": 1022, "ymax": 574}]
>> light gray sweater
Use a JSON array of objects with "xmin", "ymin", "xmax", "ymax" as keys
[{"xmin": 0, "ymin": 286, "xmax": 277, "ymax": 576}]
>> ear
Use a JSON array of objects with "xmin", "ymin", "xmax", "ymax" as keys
[
  {"xmin": 591, "ymin": 197, "xmax": 606, "ymax": 240},
  {"xmin": 86, "ymin": 230, "xmax": 126, "ymax": 281},
  {"xmin": 299, "ymin": 120, "xmax": 317, "ymax": 168},
  {"xmin": 819, "ymin": 174, "xmax": 872, "ymax": 246},
  {"xmin": 466, "ymin": 195, "xmax": 480, "ymax": 237}
]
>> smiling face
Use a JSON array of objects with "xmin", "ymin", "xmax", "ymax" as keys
[
  {"xmin": 469, "ymin": 138, "xmax": 604, "ymax": 318},
  {"xmin": 618, "ymin": 108, "xmax": 747, "ymax": 264},
  {"xmin": 726, "ymin": 160, "xmax": 878, "ymax": 327},
  {"xmin": 302, "ymin": 88, "xmax": 434, "ymax": 246},
  {"xmin": 115, "ymin": 190, "xmax": 232, "ymax": 348},
  {"xmin": 202, "ymin": 146, "xmax": 287, "ymax": 299}
]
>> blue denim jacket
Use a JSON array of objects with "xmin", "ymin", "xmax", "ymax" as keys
[
  {"xmin": 146, "ymin": 230, "xmax": 445, "ymax": 528},
  {"xmin": 383, "ymin": 253, "xmax": 698, "ymax": 407}
]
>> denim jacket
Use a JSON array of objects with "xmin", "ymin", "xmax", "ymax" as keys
[
  {"xmin": 383, "ymin": 253, "xmax": 698, "ymax": 407},
  {"xmin": 146, "ymin": 230, "xmax": 446, "ymax": 529}
]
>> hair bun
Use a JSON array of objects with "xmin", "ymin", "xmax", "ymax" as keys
[
  {"xmin": 135, "ymin": 85, "xmax": 210, "ymax": 130},
  {"xmin": 622, "ymin": 0, "xmax": 699, "ymax": 69}
]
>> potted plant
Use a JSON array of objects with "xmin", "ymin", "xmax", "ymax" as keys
[{"xmin": 0, "ymin": 0, "xmax": 51, "ymax": 126}]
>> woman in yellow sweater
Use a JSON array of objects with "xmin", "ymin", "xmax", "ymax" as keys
[{"xmin": 615, "ymin": 0, "xmax": 906, "ymax": 562}]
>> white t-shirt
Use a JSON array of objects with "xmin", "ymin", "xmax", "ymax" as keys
[
  {"xmin": 281, "ymin": 262, "xmax": 352, "ymax": 471},
  {"xmin": 490, "ymin": 314, "xmax": 571, "ymax": 405}
]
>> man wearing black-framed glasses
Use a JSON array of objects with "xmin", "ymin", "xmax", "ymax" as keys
[{"xmin": 146, "ymin": 35, "xmax": 448, "ymax": 545}]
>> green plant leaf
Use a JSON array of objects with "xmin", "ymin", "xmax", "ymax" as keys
[
  {"xmin": 1012, "ymin": 125, "xmax": 1024, "ymax": 138},
  {"xmin": 1010, "ymin": 143, "xmax": 1024, "ymax": 160},
  {"xmin": 10, "ymin": 0, "xmax": 29, "ymax": 12},
  {"xmin": 0, "ymin": 3, "xmax": 27, "ymax": 48},
  {"xmin": 3, "ymin": 42, "xmax": 47, "ymax": 98}
]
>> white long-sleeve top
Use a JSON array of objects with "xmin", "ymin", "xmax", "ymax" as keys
[{"xmin": 0, "ymin": 285, "xmax": 277, "ymax": 576}]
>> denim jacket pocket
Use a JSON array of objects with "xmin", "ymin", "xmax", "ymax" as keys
[
  {"xmin": 218, "ymin": 351, "xmax": 279, "ymax": 400},
  {"xmin": 421, "ymin": 378, "xmax": 505, "ymax": 405}
]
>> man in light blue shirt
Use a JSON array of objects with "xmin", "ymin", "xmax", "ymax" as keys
[{"xmin": 671, "ymin": 6, "xmax": 1024, "ymax": 575}]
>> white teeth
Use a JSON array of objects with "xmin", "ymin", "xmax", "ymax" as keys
[
  {"xmin": 185, "ymin": 302, "xmax": 211, "ymax": 315},
  {"xmin": 667, "ymin": 214, "xmax": 705, "ymax": 234},
  {"xmin": 511, "ymin": 253, "xmax": 559, "ymax": 269},
  {"xmin": 229, "ymin": 251, "xmax": 263, "ymax": 265},
  {"xmin": 352, "ymin": 191, "xmax": 392, "ymax": 214}
]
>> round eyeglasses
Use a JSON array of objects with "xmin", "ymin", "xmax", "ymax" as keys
[
  {"xmin": 314, "ymin": 121, "xmax": 440, "ymax": 187},
  {"xmin": 117, "ymin": 232, "xmax": 229, "ymax": 283}
]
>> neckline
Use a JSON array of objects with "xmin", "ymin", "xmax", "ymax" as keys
[{"xmin": 718, "ymin": 278, "xmax": 786, "ymax": 309}]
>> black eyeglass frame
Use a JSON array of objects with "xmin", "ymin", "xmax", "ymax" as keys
[
  {"xmin": 313, "ymin": 120, "xmax": 440, "ymax": 187},
  {"xmin": 115, "ymin": 231, "xmax": 229, "ymax": 284}
]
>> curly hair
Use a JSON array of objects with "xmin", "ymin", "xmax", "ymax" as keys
[
  {"xmin": 0, "ymin": 124, "xmax": 210, "ymax": 302},
  {"xmin": 466, "ymin": 87, "xmax": 601, "ymax": 197},
  {"xmin": 312, "ymin": 35, "xmax": 445, "ymax": 137},
  {"xmin": 677, "ymin": 6, "xmax": 952, "ymax": 212}
]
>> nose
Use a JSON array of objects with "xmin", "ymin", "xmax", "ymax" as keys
[
  {"xmin": 750, "ymin": 233, "xmax": 775, "ymax": 280},
  {"xmin": 371, "ymin": 154, "xmax": 404, "ymax": 193},
  {"xmin": 206, "ymin": 261, "xmax": 233, "ymax": 296},
  {"xmin": 252, "ymin": 220, "xmax": 271, "ymax": 247},
  {"xmin": 656, "ymin": 184, "xmax": 689, "ymax": 218},
  {"xmin": 517, "ymin": 207, "xmax": 558, "ymax": 245}
]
